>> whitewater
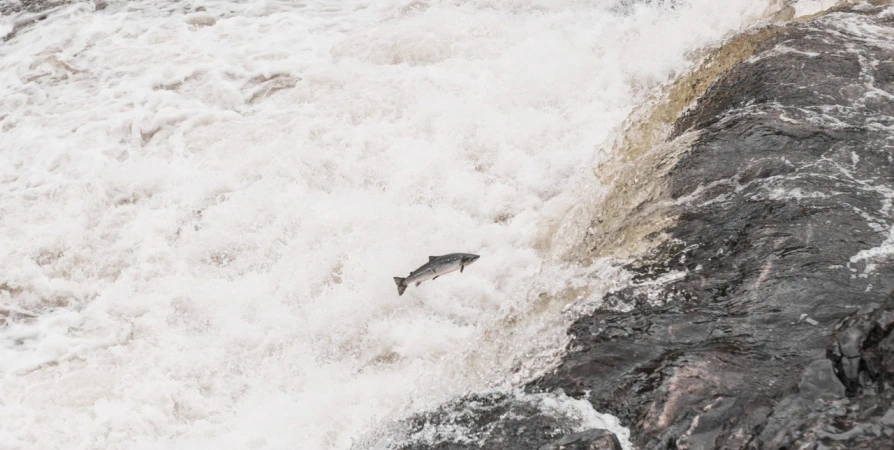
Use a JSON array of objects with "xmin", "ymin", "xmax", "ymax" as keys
[{"xmin": 1, "ymin": 0, "xmax": 785, "ymax": 448}]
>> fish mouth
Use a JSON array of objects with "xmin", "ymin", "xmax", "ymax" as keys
[{"xmin": 465, "ymin": 254, "xmax": 480, "ymax": 263}]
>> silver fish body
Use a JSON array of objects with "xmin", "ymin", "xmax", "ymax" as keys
[{"xmin": 393, "ymin": 253, "xmax": 480, "ymax": 295}]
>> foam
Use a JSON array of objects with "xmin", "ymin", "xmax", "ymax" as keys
[
  {"xmin": 1, "ymin": 0, "xmax": 775, "ymax": 448},
  {"xmin": 792, "ymin": 0, "xmax": 842, "ymax": 18}
]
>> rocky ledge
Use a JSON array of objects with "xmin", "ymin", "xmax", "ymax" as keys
[{"xmin": 373, "ymin": 5, "xmax": 894, "ymax": 450}]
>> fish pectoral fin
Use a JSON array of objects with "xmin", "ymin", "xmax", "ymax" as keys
[
  {"xmin": 415, "ymin": 282, "xmax": 421, "ymax": 287},
  {"xmin": 433, "ymin": 276, "xmax": 439, "ymax": 280},
  {"xmin": 460, "ymin": 264, "xmax": 464, "ymax": 273},
  {"xmin": 429, "ymin": 256, "xmax": 439, "ymax": 261}
]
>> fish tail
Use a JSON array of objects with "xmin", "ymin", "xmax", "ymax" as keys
[{"xmin": 393, "ymin": 277, "xmax": 407, "ymax": 296}]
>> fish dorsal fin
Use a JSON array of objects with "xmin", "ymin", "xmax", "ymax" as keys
[{"xmin": 428, "ymin": 256, "xmax": 439, "ymax": 261}]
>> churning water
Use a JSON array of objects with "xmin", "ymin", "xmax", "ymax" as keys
[{"xmin": 1, "ymin": 0, "xmax": 781, "ymax": 448}]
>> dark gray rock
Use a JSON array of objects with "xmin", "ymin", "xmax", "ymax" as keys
[
  {"xmin": 828, "ymin": 300, "xmax": 894, "ymax": 396},
  {"xmin": 880, "ymin": 409, "xmax": 894, "ymax": 427},
  {"xmin": 362, "ymin": 392, "xmax": 623, "ymax": 450},
  {"xmin": 768, "ymin": 297, "xmax": 894, "ymax": 450},
  {"xmin": 817, "ymin": 426, "xmax": 864, "ymax": 442},
  {"xmin": 800, "ymin": 359, "xmax": 846, "ymax": 402},
  {"xmin": 530, "ymin": 6, "xmax": 894, "ymax": 450},
  {"xmin": 538, "ymin": 429, "xmax": 622, "ymax": 450}
]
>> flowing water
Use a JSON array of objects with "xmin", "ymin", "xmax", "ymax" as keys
[{"xmin": 1, "ymin": 0, "xmax": 793, "ymax": 448}]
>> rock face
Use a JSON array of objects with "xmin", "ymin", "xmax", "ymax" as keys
[
  {"xmin": 532, "ymin": 6, "xmax": 894, "ymax": 449},
  {"xmin": 393, "ymin": 393, "xmax": 579, "ymax": 450},
  {"xmin": 383, "ymin": 5, "xmax": 894, "ymax": 450},
  {"xmin": 363, "ymin": 392, "xmax": 626, "ymax": 450},
  {"xmin": 828, "ymin": 302, "xmax": 894, "ymax": 397},
  {"xmin": 538, "ymin": 429, "xmax": 623, "ymax": 450}
]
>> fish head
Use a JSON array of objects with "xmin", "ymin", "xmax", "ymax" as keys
[{"xmin": 461, "ymin": 254, "xmax": 480, "ymax": 266}]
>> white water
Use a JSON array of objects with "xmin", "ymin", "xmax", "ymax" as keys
[{"xmin": 1, "ymin": 1, "xmax": 774, "ymax": 448}]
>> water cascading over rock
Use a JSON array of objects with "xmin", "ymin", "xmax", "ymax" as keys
[{"xmin": 379, "ymin": 3, "xmax": 894, "ymax": 449}]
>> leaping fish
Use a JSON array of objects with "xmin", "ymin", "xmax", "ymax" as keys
[{"xmin": 393, "ymin": 253, "xmax": 480, "ymax": 296}]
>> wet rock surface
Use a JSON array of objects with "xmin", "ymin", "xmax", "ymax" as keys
[
  {"xmin": 364, "ymin": 392, "xmax": 621, "ymax": 450},
  {"xmin": 383, "ymin": 6, "xmax": 894, "ymax": 450},
  {"xmin": 538, "ymin": 429, "xmax": 623, "ymax": 450},
  {"xmin": 799, "ymin": 359, "xmax": 846, "ymax": 403},
  {"xmin": 532, "ymin": 6, "xmax": 894, "ymax": 450},
  {"xmin": 750, "ymin": 296, "xmax": 894, "ymax": 450},
  {"xmin": 828, "ymin": 301, "xmax": 894, "ymax": 396}
]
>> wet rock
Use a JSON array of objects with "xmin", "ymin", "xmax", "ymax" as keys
[
  {"xmin": 530, "ymin": 5, "xmax": 894, "ymax": 450},
  {"xmin": 362, "ymin": 392, "xmax": 616, "ymax": 450},
  {"xmin": 817, "ymin": 426, "xmax": 863, "ymax": 441},
  {"xmin": 538, "ymin": 429, "xmax": 622, "ymax": 450},
  {"xmin": 880, "ymin": 409, "xmax": 894, "ymax": 427},
  {"xmin": 799, "ymin": 359, "xmax": 846, "ymax": 402},
  {"xmin": 828, "ymin": 301, "xmax": 894, "ymax": 396}
]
